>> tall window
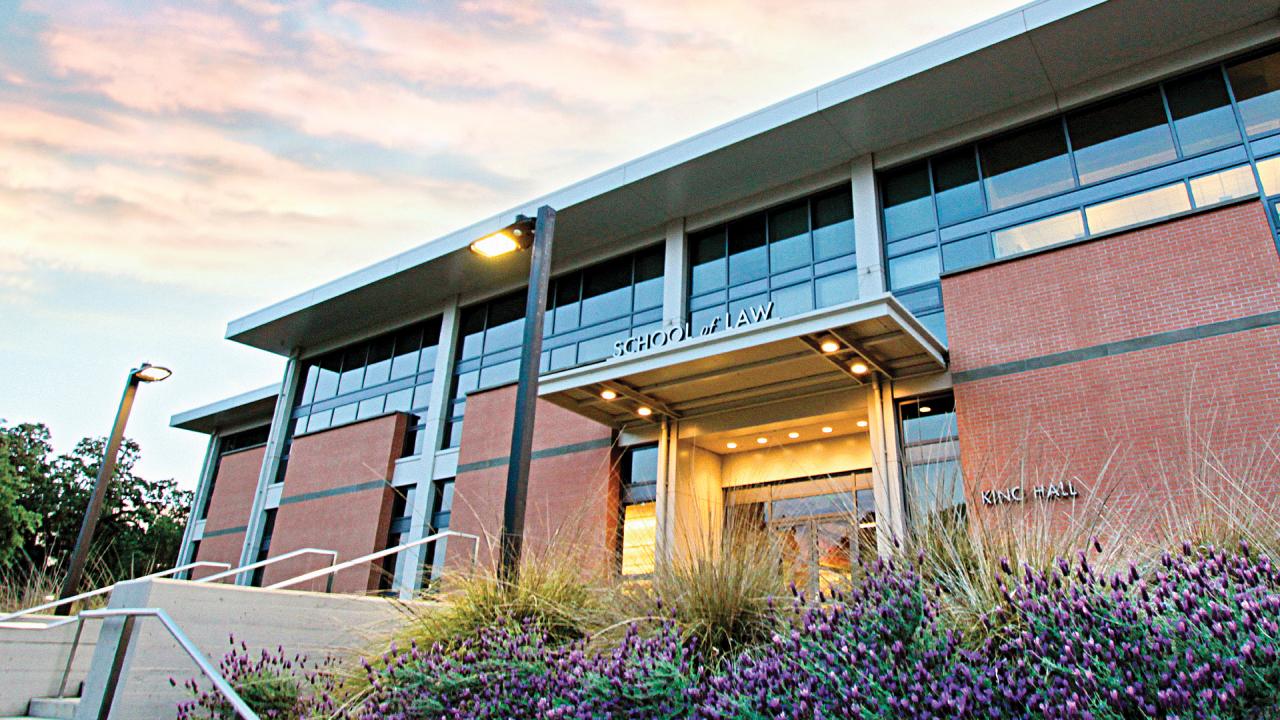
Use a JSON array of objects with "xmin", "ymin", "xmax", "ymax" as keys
[
  {"xmin": 618, "ymin": 444, "xmax": 658, "ymax": 577},
  {"xmin": 290, "ymin": 316, "xmax": 443, "ymax": 462},
  {"xmin": 378, "ymin": 484, "xmax": 416, "ymax": 594},
  {"xmin": 879, "ymin": 46, "xmax": 1280, "ymax": 339},
  {"xmin": 688, "ymin": 186, "xmax": 855, "ymax": 331},
  {"xmin": 443, "ymin": 246, "xmax": 664, "ymax": 449},
  {"xmin": 899, "ymin": 393, "xmax": 963, "ymax": 521},
  {"xmin": 422, "ymin": 478, "xmax": 454, "ymax": 585},
  {"xmin": 249, "ymin": 509, "xmax": 277, "ymax": 587}
]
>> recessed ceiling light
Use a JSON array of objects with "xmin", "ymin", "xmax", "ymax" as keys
[
  {"xmin": 919, "ymin": 405, "xmax": 932, "ymax": 413},
  {"xmin": 637, "ymin": 406, "xmax": 653, "ymax": 416},
  {"xmin": 600, "ymin": 389, "xmax": 617, "ymax": 400},
  {"xmin": 820, "ymin": 338, "xmax": 840, "ymax": 353},
  {"xmin": 850, "ymin": 362, "xmax": 869, "ymax": 375},
  {"xmin": 821, "ymin": 426, "xmax": 833, "ymax": 434},
  {"xmin": 787, "ymin": 431, "xmax": 800, "ymax": 439},
  {"xmin": 726, "ymin": 441, "xmax": 737, "ymax": 449},
  {"xmin": 756, "ymin": 437, "xmax": 768, "ymax": 444},
  {"xmin": 856, "ymin": 420, "xmax": 868, "ymax": 428}
]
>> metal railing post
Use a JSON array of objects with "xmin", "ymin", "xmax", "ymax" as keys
[
  {"xmin": 95, "ymin": 614, "xmax": 135, "ymax": 720},
  {"xmin": 57, "ymin": 615, "xmax": 86, "ymax": 698}
]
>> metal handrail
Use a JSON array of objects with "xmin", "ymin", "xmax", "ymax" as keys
[
  {"xmin": 267, "ymin": 530, "xmax": 480, "ymax": 591},
  {"xmin": 194, "ymin": 547, "xmax": 339, "ymax": 591},
  {"xmin": 70, "ymin": 607, "xmax": 259, "ymax": 720},
  {"xmin": 0, "ymin": 561, "xmax": 232, "ymax": 626}
]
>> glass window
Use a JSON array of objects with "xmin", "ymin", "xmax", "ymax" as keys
[
  {"xmin": 1256, "ymin": 154, "xmax": 1280, "ymax": 195},
  {"xmin": 337, "ymin": 346, "xmax": 366, "ymax": 395},
  {"xmin": 932, "ymin": 147, "xmax": 985, "ymax": 225},
  {"xmin": 314, "ymin": 353, "xmax": 341, "ymax": 401},
  {"xmin": 1189, "ymin": 164, "xmax": 1257, "ymax": 207},
  {"xmin": 1085, "ymin": 183, "xmax": 1191, "ymax": 234},
  {"xmin": 633, "ymin": 248, "xmax": 665, "ymax": 310},
  {"xmin": 815, "ymin": 270, "xmax": 856, "ymax": 308},
  {"xmin": 888, "ymin": 247, "xmax": 940, "ymax": 290},
  {"xmin": 768, "ymin": 202, "xmax": 811, "ymax": 273},
  {"xmin": 581, "ymin": 257, "xmax": 632, "ymax": 326},
  {"xmin": 881, "ymin": 162, "xmax": 934, "ymax": 240},
  {"xmin": 690, "ymin": 228, "xmax": 727, "ymax": 295},
  {"xmin": 363, "ymin": 336, "xmax": 394, "ymax": 387},
  {"xmin": 1068, "ymin": 89, "xmax": 1177, "ymax": 185},
  {"xmin": 1166, "ymin": 69, "xmax": 1241, "ymax": 155},
  {"xmin": 1228, "ymin": 51, "xmax": 1280, "ymax": 136},
  {"xmin": 298, "ymin": 365, "xmax": 319, "ymax": 406},
  {"xmin": 941, "ymin": 235, "xmax": 992, "ymax": 271},
  {"xmin": 390, "ymin": 327, "xmax": 421, "ymax": 380},
  {"xmin": 980, "ymin": 120, "xmax": 1075, "ymax": 210},
  {"xmin": 991, "ymin": 210, "xmax": 1085, "ymax": 257},
  {"xmin": 727, "ymin": 215, "xmax": 768, "ymax": 285},
  {"xmin": 482, "ymin": 293, "xmax": 525, "ymax": 353},
  {"xmin": 812, "ymin": 189, "xmax": 854, "ymax": 261},
  {"xmin": 620, "ymin": 503, "xmax": 656, "ymax": 576},
  {"xmin": 900, "ymin": 394, "xmax": 963, "ymax": 518}
]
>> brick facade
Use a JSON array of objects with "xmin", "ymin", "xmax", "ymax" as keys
[
  {"xmin": 943, "ymin": 202, "xmax": 1280, "ymax": 532},
  {"xmin": 446, "ymin": 384, "xmax": 620, "ymax": 576},
  {"xmin": 259, "ymin": 413, "xmax": 408, "ymax": 592},
  {"xmin": 192, "ymin": 445, "xmax": 264, "ymax": 580}
]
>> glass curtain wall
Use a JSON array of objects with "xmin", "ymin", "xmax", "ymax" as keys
[
  {"xmin": 443, "ymin": 245, "xmax": 664, "ymax": 448},
  {"xmin": 618, "ymin": 444, "xmax": 658, "ymax": 577},
  {"xmin": 898, "ymin": 393, "xmax": 963, "ymax": 521},
  {"xmin": 880, "ymin": 46, "xmax": 1280, "ymax": 341},
  {"xmin": 688, "ymin": 187, "xmax": 856, "ymax": 331}
]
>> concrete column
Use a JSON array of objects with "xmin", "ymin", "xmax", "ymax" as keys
[
  {"xmin": 851, "ymin": 155, "xmax": 886, "ymax": 299},
  {"xmin": 399, "ymin": 298, "xmax": 461, "ymax": 597},
  {"xmin": 867, "ymin": 375, "xmax": 906, "ymax": 553},
  {"xmin": 662, "ymin": 218, "xmax": 688, "ymax": 328},
  {"xmin": 236, "ymin": 354, "xmax": 302, "ymax": 583},
  {"xmin": 653, "ymin": 417, "xmax": 673, "ymax": 569},
  {"xmin": 174, "ymin": 433, "xmax": 220, "ymax": 574}
]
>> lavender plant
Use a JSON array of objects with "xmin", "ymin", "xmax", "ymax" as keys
[{"xmin": 174, "ymin": 635, "xmax": 341, "ymax": 719}]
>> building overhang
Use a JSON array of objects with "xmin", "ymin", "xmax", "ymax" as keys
[
  {"xmin": 539, "ymin": 295, "xmax": 945, "ymax": 427},
  {"xmin": 170, "ymin": 384, "xmax": 279, "ymax": 435},
  {"xmin": 224, "ymin": 0, "xmax": 1280, "ymax": 357}
]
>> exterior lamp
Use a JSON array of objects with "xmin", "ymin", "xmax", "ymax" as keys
[
  {"xmin": 636, "ymin": 406, "xmax": 653, "ymax": 417},
  {"xmin": 600, "ymin": 389, "xmax": 618, "ymax": 400},
  {"xmin": 850, "ymin": 362, "xmax": 869, "ymax": 375},
  {"xmin": 856, "ymin": 420, "xmax": 868, "ymax": 428},
  {"xmin": 57, "ymin": 362, "xmax": 172, "ymax": 612},
  {"xmin": 469, "ymin": 217, "xmax": 535, "ymax": 258},
  {"xmin": 819, "ymin": 338, "xmax": 840, "ymax": 353},
  {"xmin": 469, "ymin": 207, "xmax": 555, "ymax": 584}
]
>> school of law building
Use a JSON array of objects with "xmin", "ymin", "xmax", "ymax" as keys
[{"xmin": 171, "ymin": 0, "xmax": 1280, "ymax": 595}]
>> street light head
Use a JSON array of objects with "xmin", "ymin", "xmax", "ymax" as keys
[
  {"xmin": 470, "ymin": 216, "xmax": 536, "ymax": 258},
  {"xmin": 133, "ymin": 364, "xmax": 172, "ymax": 383}
]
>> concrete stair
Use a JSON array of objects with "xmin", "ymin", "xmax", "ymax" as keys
[{"xmin": 0, "ymin": 697, "xmax": 80, "ymax": 720}]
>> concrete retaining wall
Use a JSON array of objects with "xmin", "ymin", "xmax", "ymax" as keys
[
  {"xmin": 77, "ymin": 578, "xmax": 429, "ymax": 719},
  {"xmin": 0, "ymin": 616, "xmax": 100, "ymax": 715}
]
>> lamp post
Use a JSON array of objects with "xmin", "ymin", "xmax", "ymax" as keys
[
  {"xmin": 469, "ymin": 205, "xmax": 555, "ymax": 583},
  {"xmin": 56, "ymin": 363, "xmax": 172, "ymax": 613}
]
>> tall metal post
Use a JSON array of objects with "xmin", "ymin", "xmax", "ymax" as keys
[
  {"xmin": 498, "ymin": 205, "xmax": 555, "ymax": 583},
  {"xmin": 57, "ymin": 372, "xmax": 141, "ymax": 612}
]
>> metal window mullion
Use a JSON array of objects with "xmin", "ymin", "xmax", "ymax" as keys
[
  {"xmin": 1160, "ymin": 80, "xmax": 1186, "ymax": 160},
  {"xmin": 1061, "ymin": 114, "xmax": 1084, "ymax": 190},
  {"xmin": 1220, "ymin": 61, "xmax": 1280, "ymax": 257}
]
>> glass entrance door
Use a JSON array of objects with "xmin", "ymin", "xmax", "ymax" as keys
[{"xmin": 725, "ymin": 472, "xmax": 876, "ymax": 594}]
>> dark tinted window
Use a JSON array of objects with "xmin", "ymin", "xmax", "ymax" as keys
[
  {"xmin": 980, "ymin": 120, "xmax": 1074, "ymax": 210},
  {"xmin": 932, "ymin": 147, "xmax": 984, "ymax": 225},
  {"xmin": 1166, "ymin": 69, "xmax": 1241, "ymax": 155},
  {"xmin": 1068, "ymin": 89, "xmax": 1176, "ymax": 185},
  {"xmin": 881, "ymin": 162, "xmax": 934, "ymax": 240},
  {"xmin": 1228, "ymin": 51, "xmax": 1280, "ymax": 136}
]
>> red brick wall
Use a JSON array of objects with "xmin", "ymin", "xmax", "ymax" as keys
[
  {"xmin": 942, "ymin": 202, "xmax": 1280, "ymax": 533},
  {"xmin": 446, "ymin": 385, "xmax": 620, "ymax": 576},
  {"xmin": 260, "ymin": 413, "xmax": 407, "ymax": 593},
  {"xmin": 193, "ymin": 445, "xmax": 265, "ymax": 580}
]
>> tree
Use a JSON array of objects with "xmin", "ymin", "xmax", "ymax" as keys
[
  {"xmin": 0, "ymin": 433, "xmax": 40, "ymax": 567},
  {"xmin": 0, "ymin": 421, "xmax": 193, "ymax": 588}
]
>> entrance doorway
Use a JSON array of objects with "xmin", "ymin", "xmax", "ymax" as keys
[{"xmin": 725, "ymin": 472, "xmax": 875, "ymax": 593}]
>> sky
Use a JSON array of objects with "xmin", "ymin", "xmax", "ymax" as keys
[{"xmin": 0, "ymin": 0, "xmax": 1025, "ymax": 489}]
